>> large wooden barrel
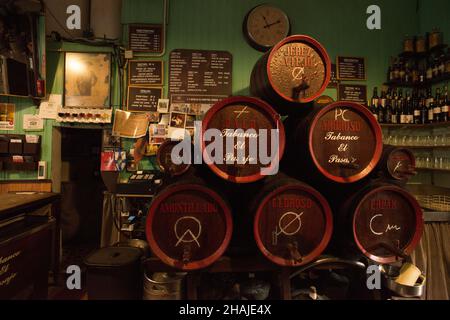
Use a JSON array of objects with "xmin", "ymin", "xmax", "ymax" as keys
[
  {"xmin": 282, "ymin": 101, "xmax": 383, "ymax": 185},
  {"xmin": 372, "ymin": 145, "xmax": 416, "ymax": 183},
  {"xmin": 252, "ymin": 175, "xmax": 333, "ymax": 267},
  {"xmin": 339, "ymin": 183, "xmax": 423, "ymax": 264},
  {"xmin": 201, "ymin": 96, "xmax": 285, "ymax": 183},
  {"xmin": 156, "ymin": 140, "xmax": 192, "ymax": 177},
  {"xmin": 145, "ymin": 181, "xmax": 233, "ymax": 270},
  {"xmin": 250, "ymin": 35, "xmax": 331, "ymax": 114}
]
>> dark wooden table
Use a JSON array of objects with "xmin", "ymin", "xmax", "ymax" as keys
[{"xmin": 0, "ymin": 192, "xmax": 61, "ymax": 299}]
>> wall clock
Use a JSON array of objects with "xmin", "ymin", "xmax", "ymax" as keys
[{"xmin": 243, "ymin": 4, "xmax": 291, "ymax": 51}]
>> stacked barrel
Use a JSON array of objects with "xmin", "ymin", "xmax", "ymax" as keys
[{"xmin": 146, "ymin": 35, "xmax": 423, "ymax": 271}]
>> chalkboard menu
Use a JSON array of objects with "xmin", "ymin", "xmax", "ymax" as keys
[
  {"xmin": 129, "ymin": 24, "xmax": 163, "ymax": 53},
  {"xmin": 169, "ymin": 49, "xmax": 232, "ymax": 104},
  {"xmin": 337, "ymin": 56, "xmax": 366, "ymax": 81},
  {"xmin": 338, "ymin": 84, "xmax": 367, "ymax": 104},
  {"xmin": 327, "ymin": 63, "xmax": 338, "ymax": 88},
  {"xmin": 129, "ymin": 60, "xmax": 163, "ymax": 86},
  {"xmin": 127, "ymin": 87, "xmax": 162, "ymax": 112}
]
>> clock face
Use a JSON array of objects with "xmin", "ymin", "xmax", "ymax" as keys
[{"xmin": 245, "ymin": 4, "xmax": 290, "ymax": 50}]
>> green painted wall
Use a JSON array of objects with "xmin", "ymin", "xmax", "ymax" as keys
[
  {"xmin": 5, "ymin": 0, "xmax": 450, "ymax": 182},
  {"xmin": 418, "ymin": 0, "xmax": 450, "ymax": 43}
]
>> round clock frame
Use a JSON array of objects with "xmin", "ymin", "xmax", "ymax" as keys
[{"xmin": 243, "ymin": 4, "xmax": 291, "ymax": 52}]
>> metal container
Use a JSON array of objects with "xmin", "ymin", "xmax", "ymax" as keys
[
  {"xmin": 115, "ymin": 239, "xmax": 150, "ymax": 258},
  {"xmin": 381, "ymin": 264, "xmax": 426, "ymax": 298},
  {"xmin": 143, "ymin": 272, "xmax": 186, "ymax": 300}
]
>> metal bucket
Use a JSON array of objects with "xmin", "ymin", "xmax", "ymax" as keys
[{"xmin": 143, "ymin": 272, "xmax": 186, "ymax": 300}]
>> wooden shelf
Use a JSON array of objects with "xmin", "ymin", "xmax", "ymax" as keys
[
  {"xmin": 380, "ymin": 122, "xmax": 450, "ymax": 129},
  {"xmin": 384, "ymin": 74, "xmax": 450, "ymax": 88},
  {"xmin": 388, "ymin": 145, "xmax": 450, "ymax": 149},
  {"xmin": 416, "ymin": 167, "xmax": 450, "ymax": 173},
  {"xmin": 423, "ymin": 211, "xmax": 450, "ymax": 222}
]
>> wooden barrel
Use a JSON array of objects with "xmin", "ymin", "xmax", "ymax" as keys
[
  {"xmin": 250, "ymin": 35, "xmax": 331, "ymax": 114},
  {"xmin": 339, "ymin": 183, "xmax": 423, "ymax": 264},
  {"xmin": 156, "ymin": 140, "xmax": 191, "ymax": 177},
  {"xmin": 373, "ymin": 145, "xmax": 416, "ymax": 182},
  {"xmin": 145, "ymin": 181, "xmax": 233, "ymax": 270},
  {"xmin": 282, "ymin": 101, "xmax": 383, "ymax": 184},
  {"xmin": 252, "ymin": 175, "xmax": 333, "ymax": 267},
  {"xmin": 201, "ymin": 96, "xmax": 285, "ymax": 183}
]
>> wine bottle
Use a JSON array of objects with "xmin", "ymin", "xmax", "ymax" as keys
[
  {"xmin": 385, "ymin": 90, "xmax": 393, "ymax": 124},
  {"xmin": 413, "ymin": 90, "xmax": 421, "ymax": 124},
  {"xmin": 427, "ymin": 89, "xmax": 435, "ymax": 123},
  {"xmin": 442, "ymin": 86, "xmax": 449, "ymax": 122},
  {"xmin": 433, "ymin": 88, "xmax": 442, "ymax": 122},
  {"xmin": 378, "ymin": 91, "xmax": 386, "ymax": 123},
  {"xmin": 371, "ymin": 87, "xmax": 379, "ymax": 122}
]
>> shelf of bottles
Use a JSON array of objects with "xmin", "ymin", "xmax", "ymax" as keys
[
  {"xmin": 385, "ymin": 28, "xmax": 450, "ymax": 89},
  {"xmin": 415, "ymin": 156, "xmax": 450, "ymax": 172},
  {"xmin": 369, "ymin": 85, "xmax": 449, "ymax": 126}
]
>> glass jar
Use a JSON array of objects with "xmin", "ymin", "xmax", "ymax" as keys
[
  {"xmin": 403, "ymin": 35, "xmax": 414, "ymax": 53},
  {"xmin": 446, "ymin": 48, "xmax": 450, "ymax": 74},
  {"xmin": 415, "ymin": 35, "xmax": 426, "ymax": 53},
  {"xmin": 429, "ymin": 28, "xmax": 443, "ymax": 49}
]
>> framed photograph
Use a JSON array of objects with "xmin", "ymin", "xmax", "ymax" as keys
[
  {"xmin": 157, "ymin": 99, "xmax": 170, "ymax": 113},
  {"xmin": 170, "ymin": 112, "xmax": 186, "ymax": 128},
  {"xmin": 64, "ymin": 52, "xmax": 111, "ymax": 108},
  {"xmin": 171, "ymin": 103, "xmax": 189, "ymax": 113},
  {"xmin": 186, "ymin": 114, "xmax": 196, "ymax": 127},
  {"xmin": 189, "ymin": 103, "xmax": 201, "ymax": 115}
]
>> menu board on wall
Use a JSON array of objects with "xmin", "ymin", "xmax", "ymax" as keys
[
  {"xmin": 337, "ymin": 56, "xmax": 366, "ymax": 81},
  {"xmin": 169, "ymin": 49, "xmax": 232, "ymax": 105},
  {"xmin": 128, "ymin": 24, "xmax": 163, "ymax": 53},
  {"xmin": 127, "ymin": 87, "xmax": 162, "ymax": 112},
  {"xmin": 129, "ymin": 60, "xmax": 163, "ymax": 86},
  {"xmin": 338, "ymin": 84, "xmax": 367, "ymax": 104}
]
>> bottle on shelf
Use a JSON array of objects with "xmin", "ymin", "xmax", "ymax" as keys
[
  {"xmin": 420, "ymin": 90, "xmax": 428, "ymax": 124},
  {"xmin": 419, "ymin": 60, "xmax": 426, "ymax": 83},
  {"xmin": 392, "ymin": 89, "xmax": 399, "ymax": 124},
  {"xmin": 432, "ymin": 58, "xmax": 439, "ymax": 79},
  {"xmin": 399, "ymin": 60, "xmax": 406, "ymax": 82},
  {"xmin": 442, "ymin": 85, "xmax": 449, "ymax": 122},
  {"xmin": 413, "ymin": 90, "xmax": 422, "ymax": 124},
  {"xmin": 433, "ymin": 87, "xmax": 442, "ymax": 122},
  {"xmin": 439, "ymin": 54, "xmax": 446, "ymax": 76},
  {"xmin": 385, "ymin": 89, "xmax": 393, "ymax": 124},
  {"xmin": 378, "ymin": 90, "xmax": 386, "ymax": 123},
  {"xmin": 427, "ymin": 88, "xmax": 435, "ymax": 123},
  {"xmin": 404, "ymin": 63, "xmax": 411, "ymax": 83},
  {"xmin": 426, "ymin": 57, "xmax": 434, "ymax": 81},
  {"xmin": 393, "ymin": 59, "xmax": 400, "ymax": 81},
  {"xmin": 406, "ymin": 90, "xmax": 413, "ymax": 123},
  {"xmin": 370, "ymin": 87, "xmax": 379, "ymax": 122},
  {"xmin": 445, "ymin": 48, "xmax": 450, "ymax": 76},
  {"xmin": 411, "ymin": 61, "xmax": 419, "ymax": 84}
]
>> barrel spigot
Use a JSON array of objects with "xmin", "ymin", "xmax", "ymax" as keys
[
  {"xmin": 182, "ymin": 245, "xmax": 191, "ymax": 264},
  {"xmin": 287, "ymin": 241, "xmax": 303, "ymax": 263}
]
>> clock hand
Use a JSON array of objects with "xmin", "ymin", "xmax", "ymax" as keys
[
  {"xmin": 264, "ymin": 20, "xmax": 281, "ymax": 29},
  {"xmin": 261, "ymin": 15, "xmax": 270, "ymax": 28}
]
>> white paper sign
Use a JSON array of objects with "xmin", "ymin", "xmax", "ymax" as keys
[
  {"xmin": 38, "ymin": 94, "xmax": 61, "ymax": 119},
  {"xmin": 23, "ymin": 115, "xmax": 44, "ymax": 130},
  {"xmin": 25, "ymin": 135, "xmax": 40, "ymax": 143}
]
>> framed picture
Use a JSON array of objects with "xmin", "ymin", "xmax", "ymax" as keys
[
  {"xmin": 64, "ymin": 52, "xmax": 111, "ymax": 108},
  {"xmin": 157, "ymin": 99, "xmax": 170, "ymax": 113},
  {"xmin": 169, "ymin": 112, "xmax": 186, "ymax": 128}
]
